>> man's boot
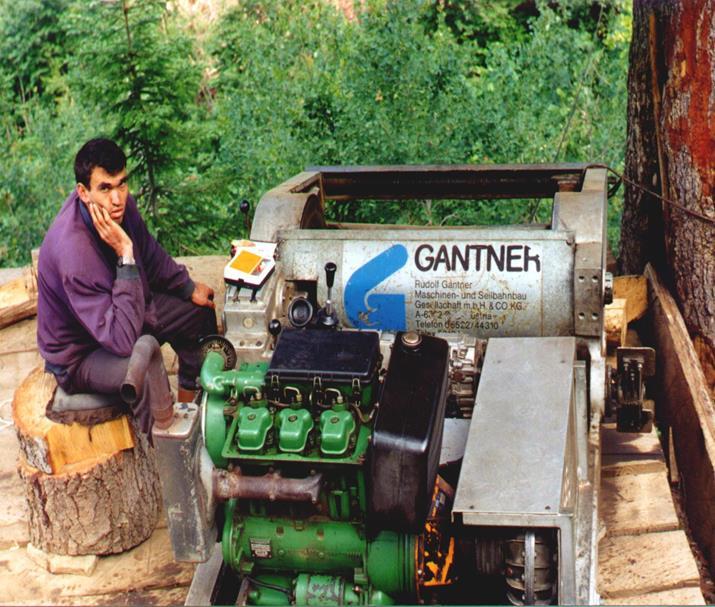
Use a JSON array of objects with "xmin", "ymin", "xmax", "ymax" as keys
[{"xmin": 177, "ymin": 387, "xmax": 197, "ymax": 403}]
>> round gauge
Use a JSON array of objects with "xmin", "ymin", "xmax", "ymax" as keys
[{"xmin": 199, "ymin": 335, "xmax": 237, "ymax": 370}]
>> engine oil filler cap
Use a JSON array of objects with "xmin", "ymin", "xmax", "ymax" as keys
[{"xmin": 401, "ymin": 331, "xmax": 422, "ymax": 348}]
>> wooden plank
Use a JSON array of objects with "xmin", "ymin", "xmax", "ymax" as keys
[
  {"xmin": 614, "ymin": 274, "xmax": 648, "ymax": 323},
  {"xmin": 599, "ymin": 530, "xmax": 701, "ymax": 598},
  {"xmin": 0, "ymin": 350, "xmax": 43, "ymax": 412},
  {"xmin": 601, "ymin": 454, "xmax": 666, "ymax": 476},
  {"xmin": 0, "ymin": 427, "xmax": 28, "ymax": 549},
  {"xmin": 600, "ymin": 424, "xmax": 666, "ymax": 476},
  {"xmin": 161, "ymin": 343, "xmax": 178, "ymax": 376},
  {"xmin": 644, "ymin": 264, "xmax": 715, "ymax": 574},
  {"xmin": 26, "ymin": 543, "xmax": 98, "ymax": 575},
  {"xmin": 603, "ymin": 586, "xmax": 705, "ymax": 605},
  {"xmin": 605, "ymin": 298, "xmax": 627, "ymax": 348},
  {"xmin": 0, "ymin": 426, "xmax": 29, "ymax": 549},
  {"xmin": 601, "ymin": 423, "xmax": 662, "ymax": 456},
  {"xmin": 5, "ymin": 584, "xmax": 190, "ymax": 606},
  {"xmin": 0, "ymin": 527, "xmax": 195, "ymax": 602},
  {"xmin": 0, "ymin": 267, "xmax": 26, "ymax": 285},
  {"xmin": 0, "ymin": 317, "xmax": 37, "ymax": 355},
  {"xmin": 600, "ymin": 471, "xmax": 679, "ymax": 536}
]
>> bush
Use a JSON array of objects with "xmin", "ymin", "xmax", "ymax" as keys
[{"xmin": 0, "ymin": 0, "xmax": 630, "ymax": 266}]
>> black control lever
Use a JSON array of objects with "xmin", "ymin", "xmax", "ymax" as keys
[
  {"xmin": 239, "ymin": 199, "xmax": 251, "ymax": 235},
  {"xmin": 268, "ymin": 319, "xmax": 282, "ymax": 348},
  {"xmin": 319, "ymin": 262, "xmax": 339, "ymax": 328}
]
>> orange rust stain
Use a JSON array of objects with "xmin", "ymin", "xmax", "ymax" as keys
[{"xmin": 663, "ymin": 2, "xmax": 715, "ymax": 199}]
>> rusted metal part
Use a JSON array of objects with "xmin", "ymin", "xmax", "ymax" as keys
[
  {"xmin": 305, "ymin": 164, "xmax": 590, "ymax": 201},
  {"xmin": 121, "ymin": 334, "xmax": 174, "ymax": 429},
  {"xmin": 213, "ymin": 468, "xmax": 322, "ymax": 503}
]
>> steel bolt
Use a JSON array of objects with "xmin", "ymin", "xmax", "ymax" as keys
[{"xmin": 401, "ymin": 331, "xmax": 422, "ymax": 347}]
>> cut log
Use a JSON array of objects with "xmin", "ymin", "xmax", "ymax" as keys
[
  {"xmin": 17, "ymin": 428, "xmax": 161, "ymax": 556},
  {"xmin": 12, "ymin": 367, "xmax": 161, "ymax": 555},
  {"xmin": 613, "ymin": 275, "xmax": 648, "ymax": 323},
  {"xmin": 0, "ymin": 266, "xmax": 38, "ymax": 330},
  {"xmin": 12, "ymin": 368, "xmax": 135, "ymax": 474},
  {"xmin": 605, "ymin": 298, "xmax": 628, "ymax": 348}
]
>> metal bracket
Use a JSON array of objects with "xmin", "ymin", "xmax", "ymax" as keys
[{"xmin": 612, "ymin": 347, "xmax": 656, "ymax": 433}]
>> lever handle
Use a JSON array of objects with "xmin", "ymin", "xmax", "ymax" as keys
[
  {"xmin": 239, "ymin": 200, "xmax": 251, "ymax": 234},
  {"xmin": 268, "ymin": 319, "xmax": 282, "ymax": 337},
  {"xmin": 325, "ymin": 262, "xmax": 337, "ymax": 290}
]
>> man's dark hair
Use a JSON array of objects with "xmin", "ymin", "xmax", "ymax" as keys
[{"xmin": 74, "ymin": 138, "xmax": 126, "ymax": 187}]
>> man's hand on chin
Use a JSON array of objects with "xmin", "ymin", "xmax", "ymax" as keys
[
  {"xmin": 191, "ymin": 282, "xmax": 215, "ymax": 309},
  {"xmin": 89, "ymin": 202, "xmax": 134, "ymax": 259}
]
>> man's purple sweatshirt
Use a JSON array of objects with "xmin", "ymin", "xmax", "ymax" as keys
[{"xmin": 37, "ymin": 191, "xmax": 194, "ymax": 376}]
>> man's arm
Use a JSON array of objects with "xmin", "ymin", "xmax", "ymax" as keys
[
  {"xmin": 63, "ymin": 267, "xmax": 144, "ymax": 357},
  {"xmin": 62, "ymin": 203, "xmax": 145, "ymax": 357},
  {"xmin": 129, "ymin": 200, "xmax": 214, "ymax": 307}
]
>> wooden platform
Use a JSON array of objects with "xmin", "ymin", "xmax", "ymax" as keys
[
  {"xmin": 0, "ymin": 257, "xmax": 225, "ymax": 606},
  {"xmin": 598, "ymin": 423, "xmax": 706, "ymax": 603}
]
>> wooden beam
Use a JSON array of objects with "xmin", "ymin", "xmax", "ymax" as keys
[
  {"xmin": 614, "ymin": 274, "xmax": 648, "ymax": 323},
  {"xmin": 605, "ymin": 298, "xmax": 628, "ymax": 348},
  {"xmin": 644, "ymin": 263, "xmax": 715, "ymax": 576}
]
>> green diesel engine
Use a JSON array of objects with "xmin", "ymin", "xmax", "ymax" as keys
[{"xmin": 198, "ymin": 321, "xmax": 451, "ymax": 605}]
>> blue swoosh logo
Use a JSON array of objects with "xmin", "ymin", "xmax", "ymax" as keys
[{"xmin": 344, "ymin": 244, "xmax": 408, "ymax": 330}]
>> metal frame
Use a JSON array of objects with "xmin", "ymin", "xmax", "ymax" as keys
[
  {"xmin": 249, "ymin": 163, "xmax": 609, "ymax": 412},
  {"xmin": 208, "ymin": 164, "xmax": 610, "ymax": 604}
]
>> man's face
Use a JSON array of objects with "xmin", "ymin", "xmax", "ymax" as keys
[{"xmin": 77, "ymin": 166, "xmax": 129, "ymax": 224}]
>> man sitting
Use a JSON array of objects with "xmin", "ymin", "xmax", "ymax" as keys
[{"xmin": 37, "ymin": 138, "xmax": 217, "ymax": 433}]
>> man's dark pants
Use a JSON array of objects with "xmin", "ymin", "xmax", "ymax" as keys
[{"xmin": 64, "ymin": 292, "xmax": 217, "ymax": 431}]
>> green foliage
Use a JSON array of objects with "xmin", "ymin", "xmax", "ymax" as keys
[
  {"xmin": 0, "ymin": 0, "xmax": 70, "ymax": 109},
  {"xmin": 0, "ymin": 98, "xmax": 106, "ymax": 265},
  {"xmin": 63, "ymin": 0, "xmax": 204, "ymax": 232},
  {"xmin": 0, "ymin": 0, "xmax": 630, "ymax": 266}
]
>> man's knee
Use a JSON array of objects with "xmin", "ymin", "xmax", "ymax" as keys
[{"xmin": 196, "ymin": 303, "xmax": 218, "ymax": 336}]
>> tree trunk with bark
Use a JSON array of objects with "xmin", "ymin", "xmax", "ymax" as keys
[
  {"xmin": 13, "ymin": 368, "xmax": 162, "ymax": 555},
  {"xmin": 620, "ymin": 0, "xmax": 715, "ymax": 389}
]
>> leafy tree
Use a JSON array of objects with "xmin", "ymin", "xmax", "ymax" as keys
[
  {"xmin": 0, "ymin": 0, "xmax": 631, "ymax": 266},
  {"xmin": 0, "ymin": 0, "xmax": 70, "ymax": 111},
  {"xmin": 63, "ymin": 0, "xmax": 203, "ymax": 229}
]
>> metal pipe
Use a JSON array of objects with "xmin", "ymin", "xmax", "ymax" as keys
[
  {"xmin": 200, "ymin": 351, "xmax": 266, "ymax": 397},
  {"xmin": 121, "ymin": 334, "xmax": 174, "ymax": 429},
  {"xmin": 213, "ymin": 468, "xmax": 322, "ymax": 503}
]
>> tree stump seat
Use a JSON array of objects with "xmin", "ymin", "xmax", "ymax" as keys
[{"xmin": 12, "ymin": 367, "xmax": 162, "ymax": 556}]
